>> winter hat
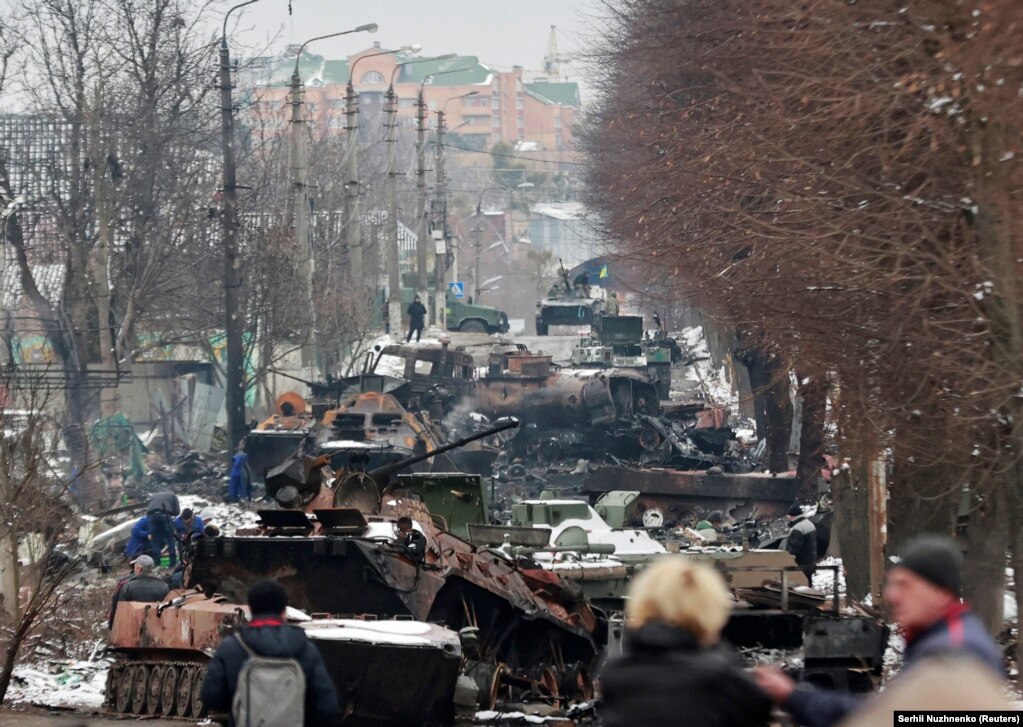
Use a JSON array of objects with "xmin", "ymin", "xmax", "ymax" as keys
[
  {"xmin": 788, "ymin": 504, "xmax": 803, "ymax": 517},
  {"xmin": 893, "ymin": 535, "xmax": 963, "ymax": 597}
]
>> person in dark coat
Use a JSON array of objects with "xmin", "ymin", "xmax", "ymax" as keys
[
  {"xmin": 396, "ymin": 517, "xmax": 427, "ymax": 562},
  {"xmin": 406, "ymin": 295, "xmax": 427, "ymax": 343},
  {"xmin": 201, "ymin": 580, "xmax": 340, "ymax": 726},
  {"xmin": 600, "ymin": 556, "xmax": 772, "ymax": 727},
  {"xmin": 755, "ymin": 535, "xmax": 1004, "ymax": 727},
  {"xmin": 784, "ymin": 504, "xmax": 818, "ymax": 580},
  {"xmin": 109, "ymin": 555, "xmax": 170, "ymax": 628}
]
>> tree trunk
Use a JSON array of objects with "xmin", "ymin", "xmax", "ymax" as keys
[
  {"xmin": 963, "ymin": 483, "xmax": 1008, "ymax": 633},
  {"xmin": 796, "ymin": 374, "xmax": 827, "ymax": 501},
  {"xmin": 832, "ymin": 465, "xmax": 872, "ymax": 601},
  {"xmin": 886, "ymin": 455, "xmax": 960, "ymax": 557},
  {"xmin": 736, "ymin": 343, "xmax": 792, "ymax": 473}
]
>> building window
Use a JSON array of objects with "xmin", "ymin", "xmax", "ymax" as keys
[
  {"xmin": 463, "ymin": 96, "xmax": 489, "ymax": 107},
  {"xmin": 361, "ymin": 70, "xmax": 385, "ymax": 84},
  {"xmin": 399, "ymin": 98, "xmax": 416, "ymax": 108},
  {"xmin": 492, "ymin": 117, "xmax": 501, "ymax": 128},
  {"xmin": 554, "ymin": 115, "xmax": 561, "ymax": 128}
]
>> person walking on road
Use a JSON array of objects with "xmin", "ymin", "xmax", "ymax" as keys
[
  {"xmin": 755, "ymin": 535, "xmax": 1004, "ymax": 727},
  {"xmin": 406, "ymin": 295, "xmax": 427, "ymax": 343},
  {"xmin": 784, "ymin": 504, "xmax": 818, "ymax": 581},
  {"xmin": 599, "ymin": 556, "xmax": 772, "ymax": 727},
  {"xmin": 201, "ymin": 580, "xmax": 340, "ymax": 726}
]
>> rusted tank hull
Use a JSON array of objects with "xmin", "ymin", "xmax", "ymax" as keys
[
  {"xmin": 583, "ymin": 465, "xmax": 799, "ymax": 526},
  {"xmin": 474, "ymin": 370, "xmax": 659, "ymax": 428},
  {"xmin": 246, "ymin": 430, "xmax": 308, "ymax": 484}
]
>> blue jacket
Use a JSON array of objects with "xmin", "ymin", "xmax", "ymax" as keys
[
  {"xmin": 784, "ymin": 605, "xmax": 1003, "ymax": 727},
  {"xmin": 124, "ymin": 517, "xmax": 150, "ymax": 558},
  {"xmin": 173, "ymin": 514, "xmax": 205, "ymax": 539}
]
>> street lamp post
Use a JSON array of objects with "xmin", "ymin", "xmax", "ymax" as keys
[
  {"xmin": 433, "ymin": 92, "xmax": 478, "ymax": 325},
  {"xmin": 382, "ymin": 54, "xmax": 455, "ymax": 336},
  {"xmin": 289, "ymin": 24, "xmax": 377, "ymax": 378},
  {"xmin": 219, "ymin": 0, "xmax": 262, "ymax": 454},
  {"xmin": 344, "ymin": 45, "xmax": 419, "ymax": 287}
]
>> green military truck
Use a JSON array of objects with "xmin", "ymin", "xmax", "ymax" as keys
[{"xmin": 399, "ymin": 288, "xmax": 509, "ymax": 334}]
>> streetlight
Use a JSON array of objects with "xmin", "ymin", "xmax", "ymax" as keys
[
  {"xmin": 219, "ymin": 0, "xmax": 264, "ymax": 453},
  {"xmin": 288, "ymin": 24, "xmax": 378, "ymax": 377}
]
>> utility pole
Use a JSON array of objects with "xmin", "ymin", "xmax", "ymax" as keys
[
  {"xmin": 288, "ymin": 66, "xmax": 317, "ymax": 378},
  {"xmin": 415, "ymin": 91, "xmax": 429, "ymax": 314},
  {"xmin": 384, "ymin": 85, "xmax": 402, "ymax": 334},
  {"xmin": 434, "ymin": 109, "xmax": 447, "ymax": 328},
  {"xmin": 219, "ymin": 5, "xmax": 253, "ymax": 454},
  {"xmin": 473, "ymin": 213, "xmax": 483, "ymax": 302},
  {"xmin": 344, "ymin": 81, "xmax": 362, "ymax": 287}
]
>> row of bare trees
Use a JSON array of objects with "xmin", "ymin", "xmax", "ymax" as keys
[{"xmin": 585, "ymin": 0, "xmax": 1021, "ymax": 639}]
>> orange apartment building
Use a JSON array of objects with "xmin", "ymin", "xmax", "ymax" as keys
[{"xmin": 243, "ymin": 43, "xmax": 579, "ymax": 150}]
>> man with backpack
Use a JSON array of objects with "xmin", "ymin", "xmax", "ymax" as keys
[{"xmin": 200, "ymin": 580, "xmax": 340, "ymax": 726}]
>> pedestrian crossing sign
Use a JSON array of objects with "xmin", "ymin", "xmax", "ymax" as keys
[{"xmin": 449, "ymin": 282, "xmax": 465, "ymax": 299}]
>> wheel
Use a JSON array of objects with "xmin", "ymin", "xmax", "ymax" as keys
[
  {"xmin": 131, "ymin": 664, "xmax": 150, "ymax": 714},
  {"xmin": 537, "ymin": 665, "xmax": 560, "ymax": 701},
  {"xmin": 190, "ymin": 667, "xmax": 208, "ymax": 717},
  {"xmin": 161, "ymin": 666, "xmax": 180, "ymax": 716},
  {"xmin": 145, "ymin": 665, "xmax": 164, "ymax": 714},
  {"xmin": 459, "ymin": 319, "xmax": 487, "ymax": 334},
  {"xmin": 104, "ymin": 666, "xmax": 118, "ymax": 709},
  {"xmin": 176, "ymin": 666, "xmax": 195, "ymax": 717},
  {"xmin": 116, "ymin": 666, "xmax": 135, "ymax": 713}
]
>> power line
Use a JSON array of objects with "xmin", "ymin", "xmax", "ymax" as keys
[{"xmin": 444, "ymin": 142, "xmax": 585, "ymax": 166}]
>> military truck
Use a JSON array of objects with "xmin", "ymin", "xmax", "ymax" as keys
[{"xmin": 399, "ymin": 288, "xmax": 509, "ymax": 334}]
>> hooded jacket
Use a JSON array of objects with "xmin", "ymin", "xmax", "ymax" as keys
[
  {"xmin": 785, "ymin": 515, "xmax": 818, "ymax": 573},
  {"xmin": 599, "ymin": 622, "xmax": 772, "ymax": 727},
  {"xmin": 200, "ymin": 616, "xmax": 340, "ymax": 726}
]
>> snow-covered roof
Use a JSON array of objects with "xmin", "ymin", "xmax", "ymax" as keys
[
  {"xmin": 0, "ymin": 261, "xmax": 65, "ymax": 310},
  {"xmin": 531, "ymin": 202, "xmax": 586, "ymax": 221}
]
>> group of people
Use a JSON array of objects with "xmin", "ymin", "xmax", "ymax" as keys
[
  {"xmin": 600, "ymin": 534, "xmax": 1005, "ymax": 727},
  {"xmin": 123, "ymin": 492, "xmax": 206, "ymax": 567}
]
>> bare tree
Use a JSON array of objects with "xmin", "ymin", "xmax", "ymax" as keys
[{"xmin": 0, "ymin": 368, "xmax": 86, "ymax": 703}]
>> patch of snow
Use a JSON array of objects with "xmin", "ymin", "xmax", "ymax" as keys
[{"xmin": 6, "ymin": 655, "xmax": 111, "ymax": 709}]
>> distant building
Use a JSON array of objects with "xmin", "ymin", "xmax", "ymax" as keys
[
  {"xmin": 241, "ymin": 44, "xmax": 579, "ymax": 150},
  {"xmin": 527, "ymin": 202, "xmax": 595, "ymax": 269}
]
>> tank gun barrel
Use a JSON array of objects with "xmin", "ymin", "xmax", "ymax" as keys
[
  {"xmin": 559, "ymin": 258, "xmax": 571, "ymax": 291},
  {"xmin": 368, "ymin": 417, "xmax": 519, "ymax": 481}
]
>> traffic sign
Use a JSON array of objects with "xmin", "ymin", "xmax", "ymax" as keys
[{"xmin": 449, "ymin": 282, "xmax": 465, "ymax": 299}]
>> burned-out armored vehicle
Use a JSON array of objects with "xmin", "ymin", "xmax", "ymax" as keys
[{"xmin": 106, "ymin": 418, "xmax": 605, "ymax": 724}]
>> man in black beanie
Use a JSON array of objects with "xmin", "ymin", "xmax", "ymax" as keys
[{"xmin": 755, "ymin": 534, "xmax": 1003, "ymax": 727}]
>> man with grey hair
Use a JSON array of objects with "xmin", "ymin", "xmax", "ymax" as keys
[{"xmin": 108, "ymin": 555, "xmax": 170, "ymax": 629}]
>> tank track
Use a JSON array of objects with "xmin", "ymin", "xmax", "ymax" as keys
[{"xmin": 104, "ymin": 659, "xmax": 210, "ymax": 718}]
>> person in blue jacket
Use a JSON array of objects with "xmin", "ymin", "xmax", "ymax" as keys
[
  {"xmin": 123, "ymin": 517, "xmax": 150, "ymax": 559},
  {"xmin": 755, "ymin": 535, "xmax": 1004, "ymax": 727},
  {"xmin": 173, "ymin": 508, "xmax": 205, "ymax": 542},
  {"xmin": 227, "ymin": 441, "xmax": 252, "ymax": 502}
]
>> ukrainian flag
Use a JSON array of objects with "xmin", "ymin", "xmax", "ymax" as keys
[{"xmin": 599, "ymin": 264, "xmax": 609, "ymax": 280}]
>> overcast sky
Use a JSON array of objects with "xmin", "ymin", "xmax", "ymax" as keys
[{"xmin": 236, "ymin": 0, "xmax": 604, "ymax": 81}]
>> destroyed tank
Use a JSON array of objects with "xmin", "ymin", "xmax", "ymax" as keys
[{"xmin": 106, "ymin": 418, "xmax": 603, "ymax": 724}]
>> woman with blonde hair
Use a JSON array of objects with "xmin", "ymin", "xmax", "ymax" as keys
[{"xmin": 599, "ymin": 556, "xmax": 772, "ymax": 727}]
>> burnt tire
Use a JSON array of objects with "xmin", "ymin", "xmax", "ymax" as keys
[
  {"xmin": 176, "ymin": 666, "xmax": 195, "ymax": 717},
  {"xmin": 146, "ymin": 665, "xmax": 164, "ymax": 714},
  {"xmin": 131, "ymin": 664, "xmax": 149, "ymax": 714},
  {"xmin": 191, "ymin": 667, "xmax": 208, "ymax": 717},
  {"xmin": 116, "ymin": 666, "xmax": 135, "ymax": 713},
  {"xmin": 161, "ymin": 666, "xmax": 180, "ymax": 716},
  {"xmin": 459, "ymin": 319, "xmax": 488, "ymax": 334}
]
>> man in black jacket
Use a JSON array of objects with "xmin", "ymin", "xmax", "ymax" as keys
[
  {"xmin": 201, "ymin": 580, "xmax": 340, "ymax": 725},
  {"xmin": 784, "ymin": 504, "xmax": 818, "ymax": 580},
  {"xmin": 406, "ymin": 296, "xmax": 427, "ymax": 343},
  {"xmin": 109, "ymin": 555, "xmax": 170, "ymax": 628}
]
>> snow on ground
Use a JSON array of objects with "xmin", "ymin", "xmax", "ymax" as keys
[
  {"xmin": 674, "ymin": 326, "xmax": 739, "ymax": 414},
  {"xmin": 813, "ymin": 556, "xmax": 847, "ymax": 597},
  {"xmin": 6, "ymin": 654, "xmax": 111, "ymax": 709},
  {"xmin": 179, "ymin": 494, "xmax": 261, "ymax": 535}
]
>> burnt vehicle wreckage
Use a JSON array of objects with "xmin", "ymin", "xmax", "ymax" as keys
[
  {"xmin": 107, "ymin": 419, "xmax": 605, "ymax": 724},
  {"xmin": 105, "ymin": 329, "xmax": 885, "ymax": 723}
]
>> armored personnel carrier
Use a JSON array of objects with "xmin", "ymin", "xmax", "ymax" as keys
[{"xmin": 106, "ymin": 418, "xmax": 604, "ymax": 724}]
